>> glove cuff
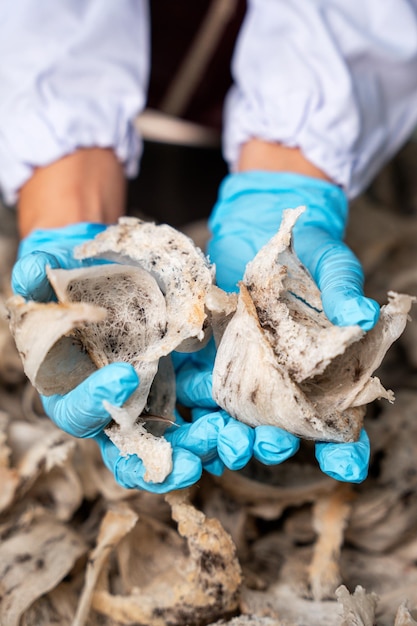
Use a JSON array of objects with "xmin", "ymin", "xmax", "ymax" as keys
[
  {"xmin": 218, "ymin": 170, "xmax": 344, "ymax": 200},
  {"xmin": 210, "ymin": 171, "xmax": 348, "ymax": 238}
]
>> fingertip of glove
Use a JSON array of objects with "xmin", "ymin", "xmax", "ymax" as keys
[
  {"xmin": 218, "ymin": 420, "xmax": 254, "ymax": 470},
  {"xmin": 355, "ymin": 297, "xmax": 380, "ymax": 331},
  {"xmin": 87, "ymin": 363, "xmax": 139, "ymax": 406},
  {"xmin": 170, "ymin": 448, "xmax": 203, "ymax": 486},
  {"xmin": 320, "ymin": 460, "xmax": 369, "ymax": 484},
  {"xmin": 324, "ymin": 294, "xmax": 380, "ymax": 331},
  {"xmin": 166, "ymin": 410, "xmax": 225, "ymax": 452},
  {"xmin": 12, "ymin": 252, "xmax": 60, "ymax": 300},
  {"xmin": 316, "ymin": 431, "xmax": 370, "ymax": 483},
  {"xmin": 104, "ymin": 361, "xmax": 138, "ymax": 378},
  {"xmin": 43, "ymin": 366, "xmax": 138, "ymax": 438},
  {"xmin": 254, "ymin": 426, "xmax": 300, "ymax": 464}
]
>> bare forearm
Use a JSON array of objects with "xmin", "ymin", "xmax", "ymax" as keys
[
  {"xmin": 237, "ymin": 139, "xmax": 332, "ymax": 182},
  {"xmin": 18, "ymin": 148, "xmax": 126, "ymax": 238}
]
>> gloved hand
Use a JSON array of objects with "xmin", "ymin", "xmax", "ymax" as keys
[
  {"xmin": 209, "ymin": 171, "xmax": 380, "ymax": 329},
  {"xmin": 12, "ymin": 222, "xmax": 107, "ymax": 302},
  {"xmin": 175, "ymin": 171, "xmax": 378, "ymax": 483},
  {"xmin": 12, "ymin": 223, "xmax": 217, "ymax": 492},
  {"xmin": 42, "ymin": 361, "xmax": 220, "ymax": 492},
  {"xmin": 173, "ymin": 343, "xmax": 297, "ymax": 476},
  {"xmin": 174, "ymin": 346, "xmax": 370, "ymax": 483}
]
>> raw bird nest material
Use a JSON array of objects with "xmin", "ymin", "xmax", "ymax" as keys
[
  {"xmin": 2, "ymin": 156, "xmax": 417, "ymax": 626},
  {"xmin": 212, "ymin": 207, "xmax": 414, "ymax": 442},
  {"xmin": 7, "ymin": 218, "xmax": 218, "ymax": 483},
  {"xmin": 6, "ymin": 210, "xmax": 414, "ymax": 483}
]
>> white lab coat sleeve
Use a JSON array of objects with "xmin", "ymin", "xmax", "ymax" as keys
[
  {"xmin": 223, "ymin": 0, "xmax": 417, "ymax": 198},
  {"xmin": 0, "ymin": 0, "xmax": 149, "ymax": 206}
]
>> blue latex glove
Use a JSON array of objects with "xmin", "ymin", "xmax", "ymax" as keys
[
  {"xmin": 175, "ymin": 171, "xmax": 377, "ymax": 483},
  {"xmin": 12, "ymin": 222, "xmax": 107, "ymax": 302},
  {"xmin": 209, "ymin": 172, "xmax": 380, "ymax": 329},
  {"xmin": 174, "ymin": 348, "xmax": 369, "ymax": 483},
  {"xmin": 42, "ymin": 361, "xmax": 208, "ymax": 492},
  {"xmin": 174, "ymin": 344, "xmax": 301, "ymax": 475},
  {"xmin": 12, "ymin": 223, "xmax": 215, "ymax": 492}
]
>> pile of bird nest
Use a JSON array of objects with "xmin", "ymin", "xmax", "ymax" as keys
[{"xmin": 1, "ymin": 144, "xmax": 417, "ymax": 626}]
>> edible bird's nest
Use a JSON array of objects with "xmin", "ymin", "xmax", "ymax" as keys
[{"xmin": 2, "ymin": 143, "xmax": 417, "ymax": 625}]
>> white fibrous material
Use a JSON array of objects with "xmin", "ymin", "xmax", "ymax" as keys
[
  {"xmin": 102, "ymin": 403, "xmax": 174, "ymax": 484},
  {"xmin": 47, "ymin": 264, "xmax": 166, "ymax": 426},
  {"xmin": 6, "ymin": 296, "xmax": 106, "ymax": 396},
  {"xmin": 7, "ymin": 209, "xmax": 414, "ymax": 491},
  {"xmin": 212, "ymin": 207, "xmax": 415, "ymax": 442},
  {"xmin": 74, "ymin": 217, "xmax": 216, "ymax": 353},
  {"xmin": 7, "ymin": 218, "xmax": 217, "ymax": 483}
]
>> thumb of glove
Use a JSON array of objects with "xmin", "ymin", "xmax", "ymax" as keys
[
  {"xmin": 42, "ymin": 363, "xmax": 139, "ymax": 438},
  {"xmin": 295, "ymin": 229, "xmax": 379, "ymax": 331},
  {"xmin": 12, "ymin": 251, "xmax": 62, "ymax": 301}
]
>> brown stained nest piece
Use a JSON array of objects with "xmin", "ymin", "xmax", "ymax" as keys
[
  {"xmin": 212, "ymin": 206, "xmax": 414, "ymax": 443},
  {"xmin": 6, "ymin": 210, "xmax": 412, "ymax": 487},
  {"xmin": 1, "ymin": 143, "xmax": 417, "ymax": 624},
  {"xmin": 6, "ymin": 219, "xmax": 221, "ymax": 484}
]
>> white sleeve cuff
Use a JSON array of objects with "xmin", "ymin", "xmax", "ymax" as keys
[
  {"xmin": 223, "ymin": 0, "xmax": 417, "ymax": 198},
  {"xmin": 0, "ymin": 0, "xmax": 149, "ymax": 205}
]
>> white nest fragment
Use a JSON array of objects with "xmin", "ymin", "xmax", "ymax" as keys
[
  {"xmin": 74, "ymin": 216, "xmax": 215, "ymax": 353},
  {"xmin": 0, "ymin": 510, "xmax": 87, "ymax": 626},
  {"xmin": 47, "ymin": 264, "xmax": 166, "ymax": 425},
  {"xmin": 7, "ymin": 218, "xmax": 218, "ymax": 484},
  {"xmin": 89, "ymin": 491, "xmax": 242, "ymax": 626},
  {"xmin": 6, "ymin": 295, "xmax": 105, "ymax": 395},
  {"xmin": 335, "ymin": 585, "xmax": 379, "ymax": 626},
  {"xmin": 102, "ymin": 400, "xmax": 174, "ymax": 483},
  {"xmin": 212, "ymin": 207, "xmax": 415, "ymax": 443}
]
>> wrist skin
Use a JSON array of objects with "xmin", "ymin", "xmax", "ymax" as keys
[
  {"xmin": 16, "ymin": 140, "xmax": 328, "ymax": 239},
  {"xmin": 17, "ymin": 148, "xmax": 126, "ymax": 239},
  {"xmin": 237, "ymin": 138, "xmax": 332, "ymax": 182}
]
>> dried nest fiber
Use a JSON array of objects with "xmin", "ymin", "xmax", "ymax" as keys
[{"xmin": 1, "ymin": 142, "xmax": 417, "ymax": 626}]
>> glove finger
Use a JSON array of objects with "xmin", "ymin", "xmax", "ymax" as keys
[
  {"xmin": 176, "ymin": 365, "xmax": 217, "ymax": 408},
  {"xmin": 317, "ymin": 244, "xmax": 380, "ymax": 330},
  {"xmin": 12, "ymin": 252, "xmax": 62, "ymax": 301},
  {"xmin": 42, "ymin": 363, "xmax": 139, "ymax": 438},
  {"xmin": 165, "ymin": 411, "xmax": 226, "ymax": 460},
  {"xmin": 97, "ymin": 434, "xmax": 203, "ymax": 492},
  {"xmin": 217, "ymin": 416, "xmax": 255, "ymax": 470},
  {"xmin": 173, "ymin": 346, "xmax": 218, "ymax": 409},
  {"xmin": 315, "ymin": 429, "xmax": 370, "ymax": 483},
  {"xmin": 296, "ymin": 232, "xmax": 379, "ymax": 331},
  {"xmin": 207, "ymin": 234, "xmax": 258, "ymax": 293},
  {"xmin": 253, "ymin": 425, "xmax": 300, "ymax": 465},
  {"xmin": 13, "ymin": 223, "xmax": 109, "ymax": 302},
  {"xmin": 202, "ymin": 454, "xmax": 225, "ymax": 476},
  {"xmin": 323, "ymin": 288, "xmax": 380, "ymax": 332}
]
